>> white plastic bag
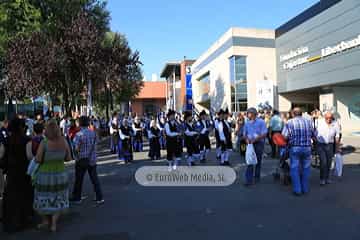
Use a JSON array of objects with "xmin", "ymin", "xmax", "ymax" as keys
[
  {"xmin": 246, "ymin": 144, "xmax": 258, "ymax": 165},
  {"xmin": 334, "ymin": 153, "xmax": 343, "ymax": 177}
]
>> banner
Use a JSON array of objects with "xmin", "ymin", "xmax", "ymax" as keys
[
  {"xmin": 256, "ymin": 80, "xmax": 274, "ymax": 109},
  {"xmin": 185, "ymin": 65, "xmax": 193, "ymax": 111}
]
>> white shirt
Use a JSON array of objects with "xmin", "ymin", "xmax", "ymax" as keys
[
  {"xmin": 59, "ymin": 119, "xmax": 69, "ymax": 136},
  {"xmin": 165, "ymin": 121, "xmax": 178, "ymax": 137},
  {"xmin": 184, "ymin": 123, "xmax": 198, "ymax": 137},
  {"xmin": 200, "ymin": 120, "xmax": 208, "ymax": 134},
  {"xmin": 316, "ymin": 119, "xmax": 340, "ymax": 144},
  {"xmin": 217, "ymin": 121, "xmax": 226, "ymax": 142}
]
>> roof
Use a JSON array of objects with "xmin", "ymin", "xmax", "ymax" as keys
[
  {"xmin": 160, "ymin": 61, "xmax": 181, "ymax": 78},
  {"xmin": 135, "ymin": 81, "xmax": 166, "ymax": 99},
  {"xmin": 275, "ymin": 0, "xmax": 342, "ymax": 38}
]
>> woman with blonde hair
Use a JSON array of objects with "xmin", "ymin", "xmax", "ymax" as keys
[
  {"xmin": 34, "ymin": 120, "xmax": 72, "ymax": 232},
  {"xmin": 235, "ymin": 112, "xmax": 246, "ymax": 156}
]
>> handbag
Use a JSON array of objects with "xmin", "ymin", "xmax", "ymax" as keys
[
  {"xmin": 27, "ymin": 138, "xmax": 47, "ymax": 184},
  {"xmin": 27, "ymin": 157, "xmax": 40, "ymax": 182}
]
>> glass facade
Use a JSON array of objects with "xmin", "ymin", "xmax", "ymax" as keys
[{"xmin": 230, "ymin": 56, "xmax": 247, "ymax": 112}]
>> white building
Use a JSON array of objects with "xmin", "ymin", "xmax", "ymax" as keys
[{"xmin": 191, "ymin": 27, "xmax": 276, "ymax": 113}]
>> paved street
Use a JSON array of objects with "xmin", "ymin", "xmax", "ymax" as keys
[{"xmin": 1, "ymin": 137, "xmax": 360, "ymax": 240}]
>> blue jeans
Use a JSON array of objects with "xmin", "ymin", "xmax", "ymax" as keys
[
  {"xmin": 289, "ymin": 146, "xmax": 312, "ymax": 194},
  {"xmin": 245, "ymin": 142, "xmax": 264, "ymax": 183}
]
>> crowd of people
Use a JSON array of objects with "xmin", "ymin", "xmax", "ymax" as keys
[
  {"xmin": 0, "ymin": 114, "xmax": 104, "ymax": 234},
  {"xmin": 0, "ymin": 105, "xmax": 343, "ymax": 233},
  {"xmin": 108, "ymin": 106, "xmax": 342, "ymax": 195}
]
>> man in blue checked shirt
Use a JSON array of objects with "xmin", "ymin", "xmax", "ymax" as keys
[
  {"xmin": 282, "ymin": 107, "xmax": 317, "ymax": 196},
  {"xmin": 70, "ymin": 116, "xmax": 104, "ymax": 205}
]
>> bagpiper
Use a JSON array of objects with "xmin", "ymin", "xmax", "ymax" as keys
[
  {"xmin": 165, "ymin": 110, "xmax": 182, "ymax": 170},
  {"xmin": 109, "ymin": 112, "xmax": 119, "ymax": 154},
  {"xmin": 221, "ymin": 108, "xmax": 232, "ymax": 165},
  {"xmin": 196, "ymin": 110, "xmax": 212, "ymax": 163},
  {"xmin": 148, "ymin": 119, "xmax": 161, "ymax": 160},
  {"xmin": 157, "ymin": 114, "xmax": 167, "ymax": 150},
  {"xmin": 183, "ymin": 111, "xmax": 200, "ymax": 166},
  {"xmin": 214, "ymin": 110, "xmax": 223, "ymax": 161},
  {"xmin": 119, "ymin": 118, "xmax": 134, "ymax": 164},
  {"xmin": 132, "ymin": 116, "xmax": 144, "ymax": 152}
]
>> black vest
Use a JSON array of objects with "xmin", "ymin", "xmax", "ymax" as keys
[
  {"xmin": 120, "ymin": 126, "xmax": 132, "ymax": 137},
  {"xmin": 167, "ymin": 121, "xmax": 178, "ymax": 136},
  {"xmin": 198, "ymin": 120, "xmax": 210, "ymax": 135},
  {"xmin": 186, "ymin": 122, "xmax": 195, "ymax": 132},
  {"xmin": 150, "ymin": 127, "xmax": 160, "ymax": 137},
  {"xmin": 222, "ymin": 120, "xmax": 231, "ymax": 140}
]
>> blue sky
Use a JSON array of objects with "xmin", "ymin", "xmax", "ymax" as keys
[{"xmin": 107, "ymin": 0, "xmax": 318, "ymax": 80}]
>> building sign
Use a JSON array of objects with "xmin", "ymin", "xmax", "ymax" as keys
[
  {"xmin": 281, "ymin": 34, "xmax": 360, "ymax": 70},
  {"xmin": 321, "ymin": 34, "xmax": 360, "ymax": 58},
  {"xmin": 280, "ymin": 46, "xmax": 309, "ymax": 62},
  {"xmin": 256, "ymin": 80, "xmax": 274, "ymax": 108},
  {"xmin": 185, "ymin": 65, "xmax": 193, "ymax": 111}
]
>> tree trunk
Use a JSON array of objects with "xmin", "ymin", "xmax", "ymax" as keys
[
  {"xmin": 105, "ymin": 81, "xmax": 110, "ymax": 123},
  {"xmin": 63, "ymin": 72, "xmax": 70, "ymax": 116}
]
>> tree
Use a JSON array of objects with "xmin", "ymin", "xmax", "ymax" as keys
[
  {"xmin": 92, "ymin": 32, "xmax": 143, "ymax": 120},
  {"xmin": 5, "ymin": 32, "xmax": 56, "ymax": 99},
  {"xmin": 0, "ymin": 0, "xmax": 42, "ymax": 115},
  {"xmin": 0, "ymin": 0, "xmax": 41, "ymax": 56},
  {"xmin": 3, "ymin": 0, "xmax": 143, "ymax": 118},
  {"xmin": 5, "ymin": 12, "xmax": 101, "ymax": 115},
  {"xmin": 29, "ymin": 0, "xmax": 110, "ymax": 39}
]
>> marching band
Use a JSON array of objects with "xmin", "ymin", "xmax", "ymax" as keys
[{"xmin": 107, "ymin": 108, "xmax": 233, "ymax": 168}]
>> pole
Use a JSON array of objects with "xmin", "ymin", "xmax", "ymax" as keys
[
  {"xmin": 165, "ymin": 77, "xmax": 168, "ymax": 110},
  {"xmin": 173, "ymin": 66, "xmax": 176, "ymax": 111}
]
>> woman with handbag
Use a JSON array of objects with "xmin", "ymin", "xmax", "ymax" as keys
[
  {"xmin": 2, "ymin": 118, "xmax": 33, "ymax": 233},
  {"xmin": 33, "ymin": 120, "xmax": 72, "ymax": 232}
]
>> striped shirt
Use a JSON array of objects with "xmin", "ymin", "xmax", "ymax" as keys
[{"xmin": 282, "ymin": 116, "xmax": 316, "ymax": 147}]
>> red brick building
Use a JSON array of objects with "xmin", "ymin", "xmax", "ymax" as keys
[
  {"xmin": 131, "ymin": 81, "xmax": 166, "ymax": 116},
  {"xmin": 160, "ymin": 59, "xmax": 195, "ymax": 112}
]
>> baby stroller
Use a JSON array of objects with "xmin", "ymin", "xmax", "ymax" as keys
[{"xmin": 272, "ymin": 133, "xmax": 291, "ymax": 186}]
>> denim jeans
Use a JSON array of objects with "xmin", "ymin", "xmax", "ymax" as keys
[
  {"xmin": 289, "ymin": 146, "xmax": 312, "ymax": 194},
  {"xmin": 245, "ymin": 141, "xmax": 265, "ymax": 183},
  {"xmin": 72, "ymin": 163, "xmax": 103, "ymax": 201},
  {"xmin": 317, "ymin": 143, "xmax": 334, "ymax": 181}
]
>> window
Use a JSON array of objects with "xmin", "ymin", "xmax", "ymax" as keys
[
  {"xmin": 230, "ymin": 56, "xmax": 247, "ymax": 112},
  {"xmin": 197, "ymin": 72, "xmax": 210, "ymax": 100}
]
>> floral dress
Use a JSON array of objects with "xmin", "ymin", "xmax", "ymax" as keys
[{"xmin": 33, "ymin": 143, "xmax": 69, "ymax": 215}]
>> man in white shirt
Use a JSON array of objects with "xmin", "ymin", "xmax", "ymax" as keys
[
  {"xmin": 196, "ymin": 110, "xmax": 212, "ymax": 163},
  {"xmin": 132, "ymin": 117, "xmax": 144, "ymax": 152},
  {"xmin": 184, "ymin": 111, "xmax": 200, "ymax": 166},
  {"xmin": 214, "ymin": 110, "xmax": 224, "ymax": 162},
  {"xmin": 60, "ymin": 116, "xmax": 70, "ymax": 137},
  {"xmin": 165, "ymin": 110, "xmax": 182, "ymax": 170},
  {"xmin": 316, "ymin": 111, "xmax": 341, "ymax": 185}
]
